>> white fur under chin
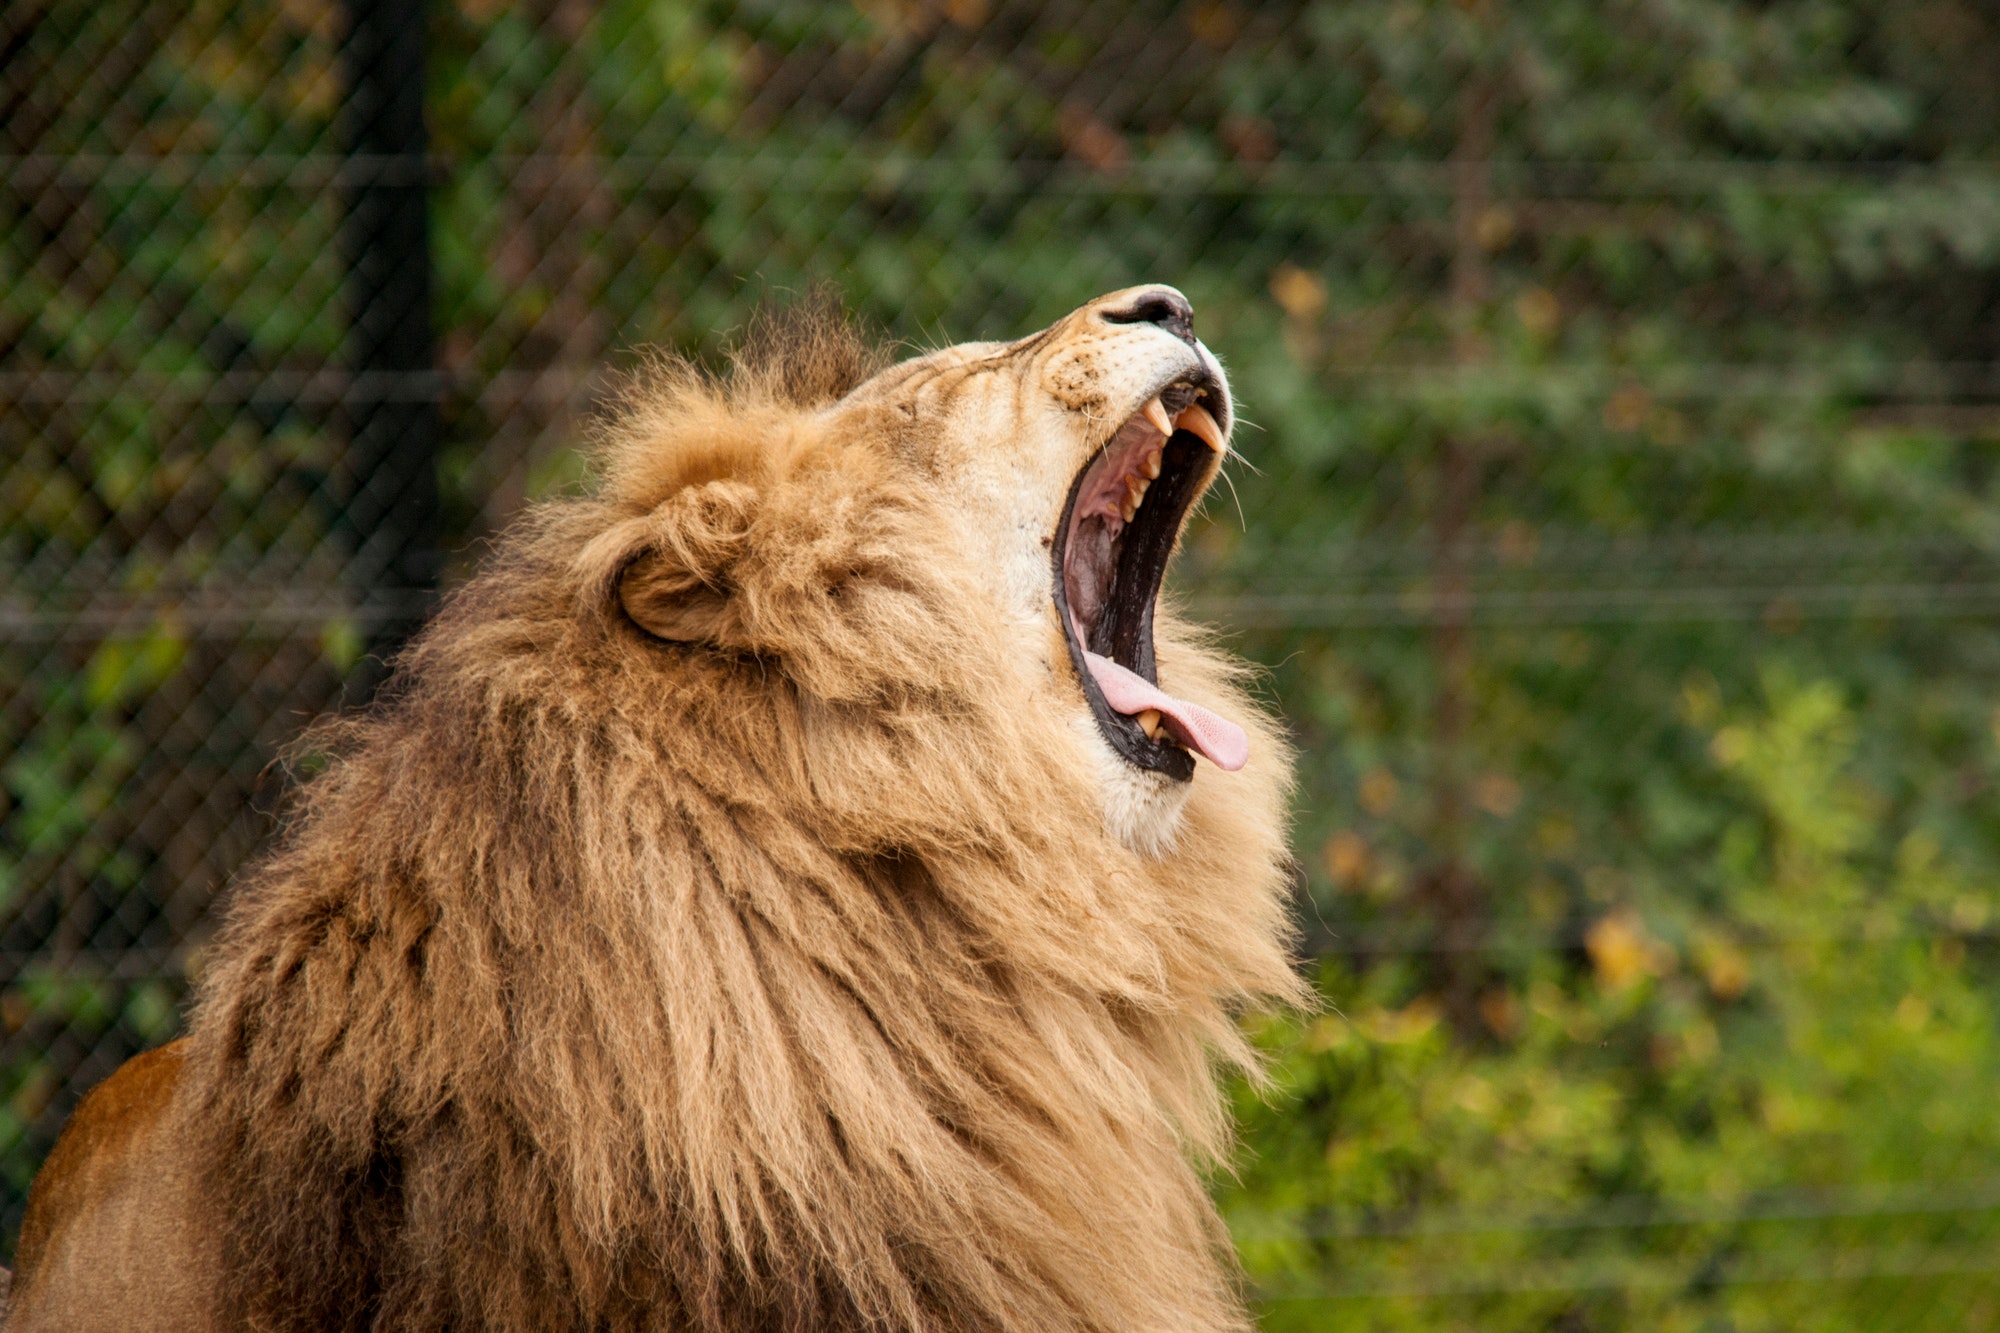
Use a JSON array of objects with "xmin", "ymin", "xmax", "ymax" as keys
[{"xmin": 1074, "ymin": 715, "xmax": 1192, "ymax": 857}]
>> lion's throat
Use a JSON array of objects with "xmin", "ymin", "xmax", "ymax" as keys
[{"xmin": 1083, "ymin": 651, "xmax": 1249, "ymax": 772}]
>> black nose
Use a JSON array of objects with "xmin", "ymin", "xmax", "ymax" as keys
[{"xmin": 1100, "ymin": 288, "xmax": 1196, "ymax": 347}]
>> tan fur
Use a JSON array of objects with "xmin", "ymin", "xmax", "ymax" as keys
[
  {"xmin": 7, "ymin": 1041, "xmax": 218, "ymax": 1331},
  {"xmin": 6, "ymin": 289, "xmax": 1303, "ymax": 1332}
]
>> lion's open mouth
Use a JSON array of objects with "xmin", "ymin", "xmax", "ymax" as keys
[{"xmin": 1053, "ymin": 378, "xmax": 1248, "ymax": 781}]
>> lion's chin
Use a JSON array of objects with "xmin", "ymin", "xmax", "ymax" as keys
[{"xmin": 1074, "ymin": 712, "xmax": 1194, "ymax": 856}]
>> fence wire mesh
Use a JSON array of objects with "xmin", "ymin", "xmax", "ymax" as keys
[{"xmin": 10, "ymin": 0, "xmax": 2000, "ymax": 1327}]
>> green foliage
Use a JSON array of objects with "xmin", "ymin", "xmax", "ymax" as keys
[{"xmin": 1228, "ymin": 672, "xmax": 2000, "ymax": 1326}]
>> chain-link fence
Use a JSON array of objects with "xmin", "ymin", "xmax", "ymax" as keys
[{"xmin": 11, "ymin": 1, "xmax": 2000, "ymax": 1327}]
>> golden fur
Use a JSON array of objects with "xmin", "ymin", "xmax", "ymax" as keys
[{"xmin": 7, "ymin": 291, "xmax": 1303, "ymax": 1332}]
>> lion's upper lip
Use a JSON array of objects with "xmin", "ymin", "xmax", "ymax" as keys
[
  {"xmin": 1071, "ymin": 395, "xmax": 1226, "ymax": 527},
  {"xmin": 1050, "ymin": 373, "xmax": 1245, "ymax": 779}
]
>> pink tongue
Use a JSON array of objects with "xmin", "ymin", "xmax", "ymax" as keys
[{"xmin": 1083, "ymin": 652, "xmax": 1249, "ymax": 772}]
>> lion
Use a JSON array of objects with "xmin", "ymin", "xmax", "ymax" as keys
[{"xmin": 4, "ymin": 287, "xmax": 1305, "ymax": 1332}]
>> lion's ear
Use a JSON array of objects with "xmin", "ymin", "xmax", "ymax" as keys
[
  {"xmin": 618, "ymin": 551, "xmax": 732, "ymax": 643},
  {"xmin": 586, "ymin": 478, "xmax": 760, "ymax": 644}
]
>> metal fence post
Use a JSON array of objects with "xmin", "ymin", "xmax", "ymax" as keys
[{"xmin": 339, "ymin": 0, "xmax": 440, "ymax": 660}]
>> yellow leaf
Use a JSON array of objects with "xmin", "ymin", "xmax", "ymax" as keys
[
  {"xmin": 1586, "ymin": 909, "xmax": 1673, "ymax": 992},
  {"xmin": 1269, "ymin": 264, "xmax": 1328, "ymax": 321}
]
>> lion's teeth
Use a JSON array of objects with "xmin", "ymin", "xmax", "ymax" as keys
[
  {"xmin": 1141, "ymin": 449, "xmax": 1162, "ymax": 479},
  {"xmin": 1175, "ymin": 402, "xmax": 1226, "ymax": 452},
  {"xmin": 1136, "ymin": 708, "xmax": 1163, "ymax": 740},
  {"xmin": 1124, "ymin": 476, "xmax": 1150, "ymax": 516},
  {"xmin": 1120, "ymin": 492, "xmax": 1139, "ymax": 521},
  {"xmin": 1141, "ymin": 397, "xmax": 1174, "ymax": 438}
]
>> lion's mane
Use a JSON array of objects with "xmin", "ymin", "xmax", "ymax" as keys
[{"xmin": 183, "ymin": 312, "xmax": 1303, "ymax": 1332}]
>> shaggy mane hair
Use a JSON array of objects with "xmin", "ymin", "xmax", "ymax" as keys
[{"xmin": 182, "ymin": 307, "xmax": 1303, "ymax": 1332}]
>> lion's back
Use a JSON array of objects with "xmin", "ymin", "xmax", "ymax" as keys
[{"xmin": 6, "ymin": 1039, "xmax": 221, "ymax": 1330}]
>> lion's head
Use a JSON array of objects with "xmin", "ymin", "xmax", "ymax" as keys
[
  {"xmin": 586, "ymin": 284, "xmax": 1248, "ymax": 855},
  {"xmin": 170, "ymin": 288, "xmax": 1302, "ymax": 1333}
]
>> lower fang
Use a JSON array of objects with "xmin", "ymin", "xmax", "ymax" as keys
[{"xmin": 1136, "ymin": 708, "xmax": 1163, "ymax": 740}]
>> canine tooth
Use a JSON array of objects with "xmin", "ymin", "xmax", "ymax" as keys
[
  {"xmin": 1175, "ymin": 402, "xmax": 1226, "ymax": 452},
  {"xmin": 1136, "ymin": 709, "xmax": 1163, "ymax": 740},
  {"xmin": 1141, "ymin": 397, "xmax": 1174, "ymax": 438},
  {"xmin": 1141, "ymin": 449, "xmax": 1162, "ymax": 479}
]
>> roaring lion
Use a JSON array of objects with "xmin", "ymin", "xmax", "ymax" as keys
[{"xmin": 5, "ymin": 287, "xmax": 1303, "ymax": 1332}]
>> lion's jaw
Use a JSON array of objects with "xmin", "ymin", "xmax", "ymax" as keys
[{"xmin": 840, "ymin": 285, "xmax": 1239, "ymax": 856}]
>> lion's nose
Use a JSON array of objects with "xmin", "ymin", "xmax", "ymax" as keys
[{"xmin": 1098, "ymin": 286, "xmax": 1196, "ymax": 348}]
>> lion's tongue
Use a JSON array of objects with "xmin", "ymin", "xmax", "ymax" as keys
[{"xmin": 1083, "ymin": 651, "xmax": 1249, "ymax": 772}]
